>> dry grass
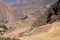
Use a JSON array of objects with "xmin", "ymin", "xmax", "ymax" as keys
[{"xmin": 20, "ymin": 21, "xmax": 60, "ymax": 40}]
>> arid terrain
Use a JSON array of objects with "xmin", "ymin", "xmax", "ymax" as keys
[
  {"xmin": 0, "ymin": 0, "xmax": 60, "ymax": 40},
  {"xmin": 20, "ymin": 21, "xmax": 60, "ymax": 40}
]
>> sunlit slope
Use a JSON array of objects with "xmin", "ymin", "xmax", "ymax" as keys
[
  {"xmin": 20, "ymin": 21, "xmax": 60, "ymax": 40},
  {"xmin": 2, "ymin": 16, "xmax": 36, "ymax": 38},
  {"xmin": 0, "ymin": 2, "xmax": 25, "ymax": 22}
]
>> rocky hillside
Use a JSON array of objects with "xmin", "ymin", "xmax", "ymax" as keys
[
  {"xmin": 0, "ymin": 0, "xmax": 58, "ymax": 15},
  {"xmin": 0, "ymin": 0, "xmax": 60, "ymax": 40},
  {"xmin": 0, "ymin": 2, "xmax": 25, "ymax": 23},
  {"xmin": 20, "ymin": 21, "xmax": 60, "ymax": 40}
]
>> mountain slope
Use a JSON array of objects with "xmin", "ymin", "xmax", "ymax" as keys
[
  {"xmin": 0, "ymin": 2, "xmax": 25, "ymax": 23},
  {"xmin": 20, "ymin": 21, "xmax": 60, "ymax": 40}
]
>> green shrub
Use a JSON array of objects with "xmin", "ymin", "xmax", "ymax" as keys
[
  {"xmin": 0, "ymin": 37, "xmax": 20, "ymax": 40},
  {"xmin": 0, "ymin": 19, "xmax": 8, "ymax": 23}
]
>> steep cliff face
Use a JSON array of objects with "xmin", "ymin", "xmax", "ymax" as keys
[{"xmin": 31, "ymin": 0, "xmax": 60, "ymax": 28}]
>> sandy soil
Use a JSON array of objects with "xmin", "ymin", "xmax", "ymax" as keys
[{"xmin": 20, "ymin": 21, "xmax": 60, "ymax": 40}]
